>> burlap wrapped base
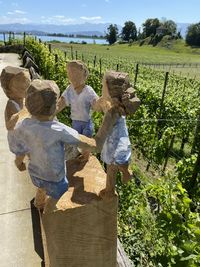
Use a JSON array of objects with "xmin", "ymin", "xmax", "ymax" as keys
[{"xmin": 41, "ymin": 155, "xmax": 118, "ymax": 267}]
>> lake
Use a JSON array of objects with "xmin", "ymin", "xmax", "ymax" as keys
[{"xmin": 0, "ymin": 33, "xmax": 108, "ymax": 45}]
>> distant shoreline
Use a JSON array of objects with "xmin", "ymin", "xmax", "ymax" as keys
[
  {"xmin": 0, "ymin": 31, "xmax": 106, "ymax": 40},
  {"xmin": 0, "ymin": 32, "xmax": 108, "ymax": 45}
]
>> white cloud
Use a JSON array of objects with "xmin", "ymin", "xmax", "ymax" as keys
[
  {"xmin": 15, "ymin": 10, "xmax": 26, "ymax": 14},
  {"xmin": 54, "ymin": 15, "xmax": 65, "ymax": 19},
  {"xmin": 0, "ymin": 15, "xmax": 30, "ymax": 24},
  {"xmin": 40, "ymin": 15, "xmax": 76, "ymax": 25},
  {"xmin": 7, "ymin": 9, "xmax": 26, "ymax": 15},
  {"xmin": 3, "ymin": 9, "xmax": 28, "ymax": 24},
  {"xmin": 80, "ymin": 16, "xmax": 102, "ymax": 21}
]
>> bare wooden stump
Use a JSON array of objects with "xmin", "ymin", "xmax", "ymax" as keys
[{"xmin": 41, "ymin": 155, "xmax": 118, "ymax": 267}]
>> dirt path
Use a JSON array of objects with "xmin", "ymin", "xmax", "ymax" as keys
[{"xmin": 0, "ymin": 53, "xmax": 42, "ymax": 266}]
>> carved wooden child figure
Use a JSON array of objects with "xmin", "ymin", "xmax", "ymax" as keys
[
  {"xmin": 57, "ymin": 60, "xmax": 98, "ymax": 137},
  {"xmin": 0, "ymin": 66, "xmax": 31, "ymax": 170},
  {"xmin": 94, "ymin": 71, "xmax": 140, "ymax": 198},
  {"xmin": 0, "ymin": 66, "xmax": 31, "ymax": 130},
  {"xmin": 9, "ymin": 79, "xmax": 117, "ymax": 209}
]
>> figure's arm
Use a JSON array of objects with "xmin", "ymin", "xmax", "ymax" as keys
[
  {"xmin": 15, "ymin": 154, "xmax": 26, "ymax": 171},
  {"xmin": 78, "ymin": 135, "xmax": 97, "ymax": 152},
  {"xmin": 6, "ymin": 113, "xmax": 19, "ymax": 130},
  {"xmin": 78, "ymin": 107, "xmax": 119, "ymax": 153},
  {"xmin": 5, "ymin": 101, "xmax": 19, "ymax": 130},
  {"xmin": 56, "ymin": 96, "xmax": 67, "ymax": 114},
  {"xmin": 8, "ymin": 125, "xmax": 29, "ymax": 168},
  {"xmin": 92, "ymin": 97, "xmax": 112, "ymax": 113},
  {"xmin": 5, "ymin": 102, "xmax": 30, "ymax": 130}
]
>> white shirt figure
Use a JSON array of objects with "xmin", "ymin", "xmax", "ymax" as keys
[{"xmin": 62, "ymin": 85, "xmax": 98, "ymax": 122}]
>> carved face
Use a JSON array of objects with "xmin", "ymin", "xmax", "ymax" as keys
[
  {"xmin": 0, "ymin": 66, "xmax": 31, "ymax": 99},
  {"xmin": 67, "ymin": 65, "xmax": 86, "ymax": 89}
]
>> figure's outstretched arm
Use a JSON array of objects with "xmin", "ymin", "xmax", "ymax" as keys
[
  {"xmin": 5, "ymin": 101, "xmax": 30, "ymax": 130},
  {"xmin": 56, "ymin": 96, "xmax": 67, "ymax": 114},
  {"xmin": 92, "ymin": 97, "xmax": 112, "ymax": 113},
  {"xmin": 5, "ymin": 104, "xmax": 30, "ymax": 130},
  {"xmin": 78, "ymin": 107, "xmax": 119, "ymax": 153}
]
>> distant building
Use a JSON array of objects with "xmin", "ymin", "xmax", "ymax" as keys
[{"xmin": 156, "ymin": 26, "xmax": 168, "ymax": 35}]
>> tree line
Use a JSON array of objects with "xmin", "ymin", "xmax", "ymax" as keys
[{"xmin": 106, "ymin": 18, "xmax": 200, "ymax": 47}]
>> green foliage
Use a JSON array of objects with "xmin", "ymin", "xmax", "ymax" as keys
[
  {"xmin": 121, "ymin": 21, "xmax": 137, "ymax": 42},
  {"xmin": 117, "ymin": 175, "xmax": 200, "ymax": 266},
  {"xmin": 162, "ymin": 20, "xmax": 177, "ymax": 36},
  {"xmin": 142, "ymin": 18, "xmax": 161, "ymax": 38},
  {"xmin": 186, "ymin": 22, "xmax": 200, "ymax": 47},
  {"xmin": 149, "ymin": 34, "xmax": 163, "ymax": 46},
  {"xmin": 176, "ymin": 155, "xmax": 200, "ymax": 209},
  {"xmin": 106, "ymin": 24, "xmax": 119, "ymax": 45},
  {"xmin": 25, "ymin": 37, "xmax": 68, "ymax": 92}
]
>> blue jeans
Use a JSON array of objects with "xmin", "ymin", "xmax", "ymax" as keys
[
  {"xmin": 72, "ymin": 119, "xmax": 93, "ymax": 137},
  {"xmin": 31, "ymin": 176, "xmax": 68, "ymax": 199}
]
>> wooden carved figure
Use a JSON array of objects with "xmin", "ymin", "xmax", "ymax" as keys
[
  {"xmin": 93, "ymin": 71, "xmax": 141, "ymax": 198},
  {"xmin": 56, "ymin": 60, "xmax": 99, "ymax": 160},
  {"xmin": 0, "ymin": 66, "xmax": 31, "ymax": 130},
  {"xmin": 57, "ymin": 60, "xmax": 98, "ymax": 137}
]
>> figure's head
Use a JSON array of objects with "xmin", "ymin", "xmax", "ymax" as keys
[
  {"xmin": 102, "ymin": 71, "xmax": 140, "ymax": 115},
  {"xmin": 0, "ymin": 66, "xmax": 31, "ymax": 99},
  {"xmin": 102, "ymin": 71, "xmax": 131, "ymax": 99},
  {"xmin": 25, "ymin": 79, "xmax": 60, "ymax": 117},
  {"xmin": 66, "ymin": 60, "xmax": 89, "ymax": 89}
]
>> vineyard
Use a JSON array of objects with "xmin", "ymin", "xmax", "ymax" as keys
[
  {"xmin": 50, "ymin": 41, "xmax": 200, "ymax": 79},
  {"xmin": 6, "ymin": 36, "xmax": 200, "ymax": 266}
]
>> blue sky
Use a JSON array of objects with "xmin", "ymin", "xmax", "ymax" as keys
[{"xmin": 0, "ymin": 0, "xmax": 199, "ymax": 28}]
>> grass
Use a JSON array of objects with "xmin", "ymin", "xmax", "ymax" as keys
[{"xmin": 50, "ymin": 39, "xmax": 200, "ymax": 79}]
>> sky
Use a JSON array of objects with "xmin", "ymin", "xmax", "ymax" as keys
[{"xmin": 0, "ymin": 0, "xmax": 199, "ymax": 28}]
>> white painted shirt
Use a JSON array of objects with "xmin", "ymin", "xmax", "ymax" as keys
[
  {"xmin": 101, "ymin": 116, "xmax": 131, "ymax": 165},
  {"xmin": 62, "ymin": 85, "xmax": 98, "ymax": 122},
  {"xmin": 9, "ymin": 118, "xmax": 80, "ymax": 182}
]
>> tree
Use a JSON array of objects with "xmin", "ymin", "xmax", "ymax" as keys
[
  {"xmin": 186, "ymin": 22, "xmax": 200, "ymax": 46},
  {"xmin": 162, "ymin": 20, "xmax": 177, "ymax": 35},
  {"xmin": 142, "ymin": 18, "xmax": 161, "ymax": 37},
  {"xmin": 121, "ymin": 21, "xmax": 137, "ymax": 42},
  {"xmin": 106, "ymin": 24, "xmax": 118, "ymax": 45}
]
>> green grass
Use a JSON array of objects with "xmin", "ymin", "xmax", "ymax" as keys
[
  {"xmin": 51, "ymin": 39, "xmax": 200, "ymax": 63},
  {"xmin": 51, "ymin": 39, "xmax": 200, "ymax": 79}
]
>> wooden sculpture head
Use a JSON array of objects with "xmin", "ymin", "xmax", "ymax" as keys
[
  {"xmin": 66, "ymin": 60, "xmax": 89, "ymax": 89},
  {"xmin": 103, "ymin": 71, "xmax": 130, "ymax": 99},
  {"xmin": 25, "ymin": 79, "xmax": 60, "ymax": 118},
  {"xmin": 102, "ymin": 71, "xmax": 140, "ymax": 115},
  {"xmin": 0, "ymin": 66, "xmax": 31, "ymax": 100}
]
